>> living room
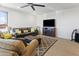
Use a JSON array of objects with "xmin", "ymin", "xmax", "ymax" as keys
[{"xmin": 0, "ymin": 2, "xmax": 79, "ymax": 56}]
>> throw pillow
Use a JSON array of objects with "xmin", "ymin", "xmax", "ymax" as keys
[
  {"xmin": 31, "ymin": 27, "xmax": 35, "ymax": 32},
  {"xmin": 15, "ymin": 29, "xmax": 21, "ymax": 34},
  {"xmin": 23, "ymin": 30, "xmax": 28, "ymax": 33},
  {"xmin": 2, "ymin": 33, "xmax": 12, "ymax": 39}
]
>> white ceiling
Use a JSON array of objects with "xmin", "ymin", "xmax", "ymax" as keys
[{"xmin": 0, "ymin": 3, "xmax": 79, "ymax": 14}]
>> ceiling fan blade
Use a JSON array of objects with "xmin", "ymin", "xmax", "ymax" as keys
[
  {"xmin": 31, "ymin": 6, "xmax": 35, "ymax": 11},
  {"xmin": 33, "ymin": 4, "xmax": 45, "ymax": 7},
  {"xmin": 20, "ymin": 4, "xmax": 30, "ymax": 8},
  {"xmin": 27, "ymin": 3, "xmax": 33, "ymax": 5}
]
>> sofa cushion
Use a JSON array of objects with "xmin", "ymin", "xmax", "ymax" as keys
[
  {"xmin": 0, "ymin": 41, "xmax": 20, "ymax": 54},
  {"xmin": 11, "ymin": 40, "xmax": 26, "ymax": 55},
  {"xmin": 0, "ymin": 48, "xmax": 18, "ymax": 56},
  {"xmin": 0, "ymin": 39, "xmax": 26, "ymax": 55}
]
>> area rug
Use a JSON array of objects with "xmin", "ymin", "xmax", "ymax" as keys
[
  {"xmin": 35, "ymin": 35, "xmax": 57, "ymax": 56},
  {"xmin": 26, "ymin": 35, "xmax": 57, "ymax": 56}
]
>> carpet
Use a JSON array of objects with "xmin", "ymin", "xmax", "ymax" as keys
[
  {"xmin": 36, "ymin": 35, "xmax": 57, "ymax": 56},
  {"xmin": 26, "ymin": 35, "xmax": 57, "ymax": 56}
]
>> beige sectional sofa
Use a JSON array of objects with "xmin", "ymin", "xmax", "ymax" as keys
[{"xmin": 0, "ymin": 39, "xmax": 39, "ymax": 56}]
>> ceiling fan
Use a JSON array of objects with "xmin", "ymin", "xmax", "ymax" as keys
[{"xmin": 20, "ymin": 3, "xmax": 45, "ymax": 11}]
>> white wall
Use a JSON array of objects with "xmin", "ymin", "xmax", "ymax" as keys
[
  {"xmin": 36, "ymin": 7, "xmax": 79, "ymax": 40},
  {"xmin": 56, "ymin": 7, "xmax": 79, "ymax": 39},
  {"xmin": 0, "ymin": 7, "xmax": 35, "ymax": 28}
]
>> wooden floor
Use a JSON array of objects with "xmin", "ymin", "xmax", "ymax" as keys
[{"xmin": 44, "ymin": 38, "xmax": 79, "ymax": 56}]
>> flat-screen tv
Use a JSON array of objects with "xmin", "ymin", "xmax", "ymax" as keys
[{"xmin": 43, "ymin": 19, "xmax": 55, "ymax": 27}]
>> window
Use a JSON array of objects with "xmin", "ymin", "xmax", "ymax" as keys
[{"xmin": 0, "ymin": 11, "xmax": 8, "ymax": 28}]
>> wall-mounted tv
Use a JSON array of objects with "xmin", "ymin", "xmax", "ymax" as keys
[{"xmin": 43, "ymin": 19, "xmax": 55, "ymax": 27}]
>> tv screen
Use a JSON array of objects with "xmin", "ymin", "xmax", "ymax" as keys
[{"xmin": 43, "ymin": 19, "xmax": 55, "ymax": 27}]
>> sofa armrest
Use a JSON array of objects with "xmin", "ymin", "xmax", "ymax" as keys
[{"xmin": 22, "ymin": 39, "xmax": 39, "ymax": 56}]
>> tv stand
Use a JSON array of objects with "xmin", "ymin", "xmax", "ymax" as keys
[{"xmin": 43, "ymin": 27, "xmax": 56, "ymax": 37}]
